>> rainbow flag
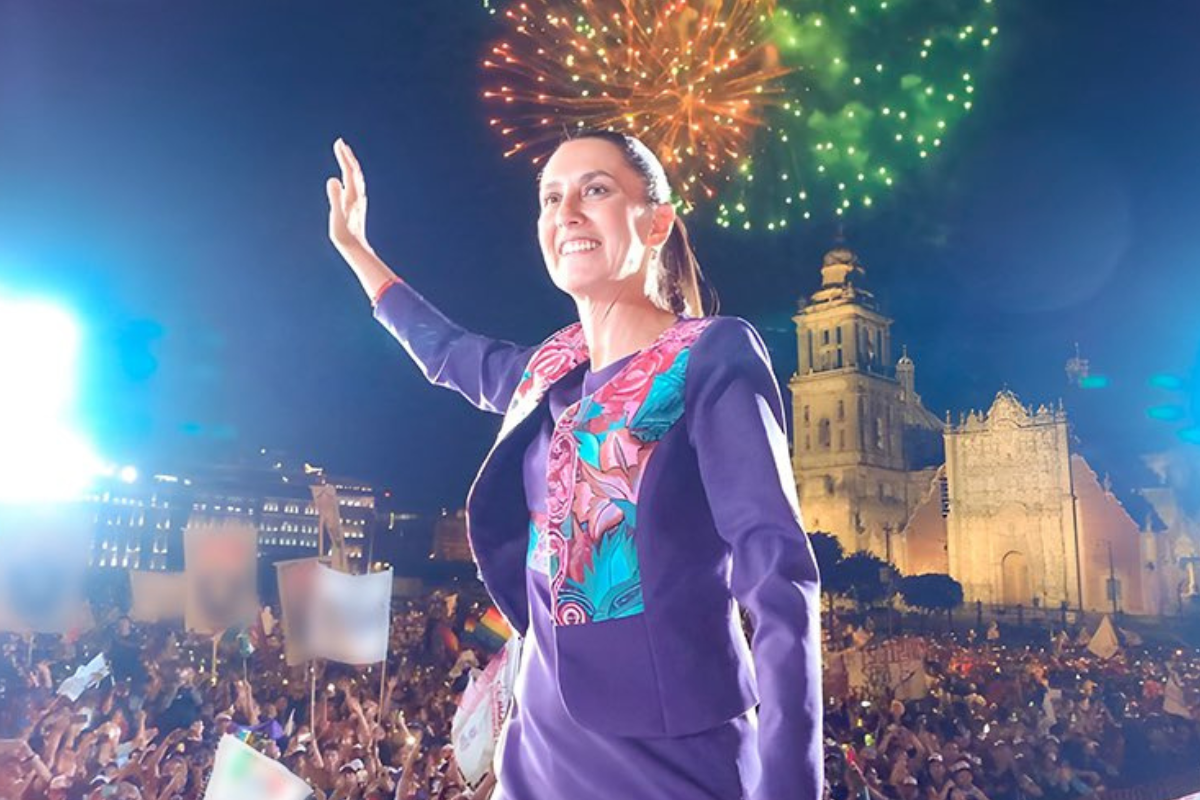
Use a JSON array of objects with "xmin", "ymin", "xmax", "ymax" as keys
[{"xmin": 464, "ymin": 607, "xmax": 512, "ymax": 653}]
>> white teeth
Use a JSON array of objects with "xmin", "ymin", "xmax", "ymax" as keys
[{"xmin": 560, "ymin": 239, "xmax": 600, "ymax": 256}]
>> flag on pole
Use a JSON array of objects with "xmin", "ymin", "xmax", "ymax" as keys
[
  {"xmin": 203, "ymin": 735, "xmax": 310, "ymax": 800},
  {"xmin": 308, "ymin": 565, "xmax": 392, "ymax": 665},
  {"xmin": 57, "ymin": 653, "xmax": 110, "ymax": 702},
  {"xmin": 310, "ymin": 484, "xmax": 348, "ymax": 572},
  {"xmin": 1086, "ymin": 615, "xmax": 1120, "ymax": 660}
]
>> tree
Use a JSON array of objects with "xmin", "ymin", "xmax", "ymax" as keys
[
  {"xmin": 898, "ymin": 573, "xmax": 964, "ymax": 631},
  {"xmin": 832, "ymin": 550, "xmax": 899, "ymax": 612},
  {"xmin": 809, "ymin": 532, "xmax": 844, "ymax": 632}
]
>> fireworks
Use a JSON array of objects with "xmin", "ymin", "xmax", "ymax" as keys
[
  {"xmin": 717, "ymin": 0, "xmax": 1000, "ymax": 231},
  {"xmin": 482, "ymin": 0, "xmax": 791, "ymax": 204},
  {"xmin": 482, "ymin": 0, "xmax": 1000, "ymax": 231}
]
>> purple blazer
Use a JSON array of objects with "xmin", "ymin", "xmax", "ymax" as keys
[{"xmin": 374, "ymin": 280, "xmax": 823, "ymax": 800}]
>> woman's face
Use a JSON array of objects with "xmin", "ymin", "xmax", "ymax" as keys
[{"xmin": 537, "ymin": 138, "xmax": 672, "ymax": 304}]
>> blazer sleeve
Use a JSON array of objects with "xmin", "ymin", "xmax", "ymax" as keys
[
  {"xmin": 372, "ymin": 280, "xmax": 536, "ymax": 415},
  {"xmin": 685, "ymin": 317, "xmax": 824, "ymax": 800}
]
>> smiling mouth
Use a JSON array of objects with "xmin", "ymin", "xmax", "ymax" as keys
[{"xmin": 558, "ymin": 239, "xmax": 601, "ymax": 256}]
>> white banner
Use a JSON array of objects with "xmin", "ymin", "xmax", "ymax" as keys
[
  {"xmin": 203, "ymin": 735, "xmax": 310, "ymax": 800},
  {"xmin": 843, "ymin": 638, "xmax": 928, "ymax": 700},
  {"xmin": 308, "ymin": 565, "xmax": 392, "ymax": 665},
  {"xmin": 184, "ymin": 518, "xmax": 259, "ymax": 636},
  {"xmin": 275, "ymin": 557, "xmax": 327, "ymax": 667},
  {"xmin": 129, "ymin": 571, "xmax": 187, "ymax": 623},
  {"xmin": 452, "ymin": 636, "xmax": 522, "ymax": 789},
  {"xmin": 0, "ymin": 502, "xmax": 91, "ymax": 634},
  {"xmin": 57, "ymin": 653, "xmax": 110, "ymax": 701}
]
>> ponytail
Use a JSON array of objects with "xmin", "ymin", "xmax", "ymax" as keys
[{"xmin": 657, "ymin": 215, "xmax": 717, "ymax": 318}]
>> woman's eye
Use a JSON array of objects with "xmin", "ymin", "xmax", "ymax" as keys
[
  {"xmin": 541, "ymin": 194, "xmax": 560, "ymax": 207},
  {"xmin": 584, "ymin": 184, "xmax": 608, "ymax": 197}
]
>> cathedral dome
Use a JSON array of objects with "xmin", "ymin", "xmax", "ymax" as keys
[
  {"xmin": 822, "ymin": 247, "xmax": 860, "ymax": 268},
  {"xmin": 819, "ymin": 246, "xmax": 866, "ymax": 290}
]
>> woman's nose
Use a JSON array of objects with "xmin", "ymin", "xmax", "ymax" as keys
[{"xmin": 555, "ymin": 196, "xmax": 584, "ymax": 228}]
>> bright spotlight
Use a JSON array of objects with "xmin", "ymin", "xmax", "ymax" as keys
[
  {"xmin": 0, "ymin": 294, "xmax": 100, "ymax": 503},
  {"xmin": 0, "ymin": 298, "xmax": 80, "ymax": 421},
  {"xmin": 0, "ymin": 427, "xmax": 102, "ymax": 504},
  {"xmin": 118, "ymin": 466, "xmax": 138, "ymax": 484}
]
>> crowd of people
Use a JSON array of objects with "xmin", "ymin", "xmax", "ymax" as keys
[
  {"xmin": 1, "ymin": 590, "xmax": 1199, "ymax": 800},
  {"xmin": 822, "ymin": 629, "xmax": 1200, "ymax": 800},
  {"xmin": 0, "ymin": 591, "xmax": 480, "ymax": 800}
]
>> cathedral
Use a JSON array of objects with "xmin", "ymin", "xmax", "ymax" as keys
[{"xmin": 790, "ymin": 245, "xmax": 1196, "ymax": 616}]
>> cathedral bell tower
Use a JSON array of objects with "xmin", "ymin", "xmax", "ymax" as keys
[{"xmin": 790, "ymin": 246, "xmax": 943, "ymax": 565}]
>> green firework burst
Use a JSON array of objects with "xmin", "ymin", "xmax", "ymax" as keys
[{"xmin": 714, "ymin": 0, "xmax": 1000, "ymax": 232}]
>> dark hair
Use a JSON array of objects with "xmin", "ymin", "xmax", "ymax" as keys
[{"xmin": 552, "ymin": 129, "xmax": 718, "ymax": 318}]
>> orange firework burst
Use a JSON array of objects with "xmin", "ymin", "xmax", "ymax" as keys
[{"xmin": 482, "ymin": 0, "xmax": 790, "ymax": 203}]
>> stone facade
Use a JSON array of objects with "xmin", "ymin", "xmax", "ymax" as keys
[
  {"xmin": 791, "ymin": 244, "xmax": 1185, "ymax": 614},
  {"xmin": 902, "ymin": 397, "xmax": 1159, "ymax": 615},
  {"xmin": 942, "ymin": 393, "xmax": 1081, "ymax": 608}
]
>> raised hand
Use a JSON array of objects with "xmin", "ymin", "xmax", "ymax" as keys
[
  {"xmin": 323, "ymin": 138, "xmax": 402, "ymax": 302},
  {"xmin": 327, "ymin": 139, "xmax": 372, "ymax": 256}
]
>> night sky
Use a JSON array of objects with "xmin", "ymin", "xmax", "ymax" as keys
[{"xmin": 2, "ymin": 0, "xmax": 1199, "ymax": 510}]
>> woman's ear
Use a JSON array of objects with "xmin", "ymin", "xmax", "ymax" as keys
[{"xmin": 648, "ymin": 202, "xmax": 676, "ymax": 247}]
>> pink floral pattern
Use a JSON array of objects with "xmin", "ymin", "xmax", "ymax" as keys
[
  {"xmin": 513, "ymin": 317, "xmax": 715, "ymax": 626},
  {"xmin": 499, "ymin": 324, "xmax": 589, "ymax": 439}
]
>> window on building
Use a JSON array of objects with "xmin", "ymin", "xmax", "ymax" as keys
[
  {"xmin": 803, "ymin": 405, "xmax": 810, "ymax": 424},
  {"xmin": 838, "ymin": 430, "xmax": 845, "ymax": 450},
  {"xmin": 818, "ymin": 419, "xmax": 831, "ymax": 449},
  {"xmin": 837, "ymin": 400, "xmax": 844, "ymax": 421}
]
